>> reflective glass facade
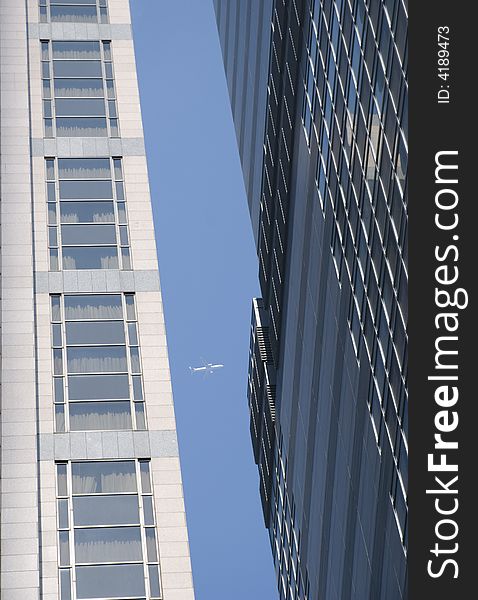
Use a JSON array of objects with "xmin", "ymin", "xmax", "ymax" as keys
[{"xmin": 215, "ymin": 1, "xmax": 408, "ymax": 599}]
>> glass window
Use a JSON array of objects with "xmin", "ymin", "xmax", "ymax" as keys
[
  {"xmin": 61, "ymin": 224, "xmax": 116, "ymax": 245},
  {"xmin": 51, "ymin": 0, "xmax": 97, "ymax": 4},
  {"xmin": 50, "ymin": 6, "xmax": 97, "ymax": 23},
  {"xmin": 68, "ymin": 374, "xmax": 129, "ymax": 400},
  {"xmin": 59, "ymin": 158, "xmax": 111, "ymax": 179},
  {"xmin": 81, "ymin": 398, "xmax": 132, "ymax": 435},
  {"xmin": 55, "ymin": 98, "xmax": 106, "ymax": 117},
  {"xmin": 73, "ymin": 495, "xmax": 140, "ymax": 526},
  {"xmin": 149, "ymin": 564, "xmax": 161, "ymax": 598},
  {"xmin": 53, "ymin": 60, "xmax": 102, "ymax": 78},
  {"xmin": 72, "ymin": 461, "xmax": 136, "ymax": 494},
  {"xmin": 56, "ymin": 117, "xmax": 107, "ymax": 137},
  {"xmin": 66, "ymin": 320, "xmax": 125, "ymax": 345},
  {"xmin": 62, "ymin": 246, "xmax": 118, "ymax": 269},
  {"xmin": 75, "ymin": 526, "xmax": 143, "ymax": 563},
  {"xmin": 68, "ymin": 396, "xmax": 125, "ymax": 429},
  {"xmin": 54, "ymin": 78, "xmax": 104, "ymax": 98},
  {"xmin": 76, "ymin": 564, "xmax": 145, "ymax": 599},
  {"xmin": 52, "ymin": 41, "xmax": 101, "ymax": 60},
  {"xmin": 66, "ymin": 345, "xmax": 127, "ymax": 373},
  {"xmin": 65, "ymin": 294, "xmax": 122, "ymax": 319},
  {"xmin": 59, "ymin": 180, "xmax": 113, "ymax": 199},
  {"xmin": 60, "ymin": 201, "xmax": 115, "ymax": 223}
]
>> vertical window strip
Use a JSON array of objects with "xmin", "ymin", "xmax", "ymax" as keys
[
  {"xmin": 56, "ymin": 460, "xmax": 162, "ymax": 600},
  {"xmin": 39, "ymin": 0, "xmax": 109, "ymax": 25},
  {"xmin": 40, "ymin": 39, "xmax": 117, "ymax": 138},
  {"xmin": 45, "ymin": 157, "xmax": 132, "ymax": 271},
  {"xmin": 50, "ymin": 294, "xmax": 147, "ymax": 432}
]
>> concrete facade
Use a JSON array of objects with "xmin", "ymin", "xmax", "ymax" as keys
[{"xmin": 1, "ymin": 1, "xmax": 195, "ymax": 598}]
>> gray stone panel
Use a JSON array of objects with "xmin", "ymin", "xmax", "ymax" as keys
[
  {"xmin": 38, "ymin": 431, "xmax": 179, "ymax": 460},
  {"xmin": 35, "ymin": 270, "xmax": 161, "ymax": 294},
  {"xmin": 29, "ymin": 23, "xmax": 132, "ymax": 40},
  {"xmin": 31, "ymin": 138, "xmax": 145, "ymax": 157}
]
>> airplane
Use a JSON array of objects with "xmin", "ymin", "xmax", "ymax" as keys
[{"xmin": 189, "ymin": 362, "xmax": 224, "ymax": 375}]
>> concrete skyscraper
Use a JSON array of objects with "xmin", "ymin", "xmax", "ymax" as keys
[
  {"xmin": 214, "ymin": 1, "xmax": 407, "ymax": 599},
  {"xmin": 0, "ymin": 1, "xmax": 194, "ymax": 599}
]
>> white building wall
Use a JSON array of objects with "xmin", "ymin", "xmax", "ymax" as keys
[{"xmin": 1, "ymin": 1, "xmax": 195, "ymax": 598}]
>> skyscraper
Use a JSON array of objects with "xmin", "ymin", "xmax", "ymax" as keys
[
  {"xmin": 0, "ymin": 2, "xmax": 194, "ymax": 599},
  {"xmin": 214, "ymin": 1, "xmax": 407, "ymax": 599}
]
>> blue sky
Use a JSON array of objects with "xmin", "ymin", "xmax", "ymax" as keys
[{"xmin": 129, "ymin": 1, "xmax": 277, "ymax": 598}]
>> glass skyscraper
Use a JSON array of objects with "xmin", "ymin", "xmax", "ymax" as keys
[
  {"xmin": 214, "ymin": 1, "xmax": 407, "ymax": 599},
  {"xmin": 0, "ymin": 1, "xmax": 194, "ymax": 599}
]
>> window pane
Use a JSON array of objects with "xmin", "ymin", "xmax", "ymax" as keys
[
  {"xmin": 59, "ymin": 180, "xmax": 113, "ymax": 199},
  {"xmin": 102, "ymin": 41, "xmax": 112, "ymax": 61},
  {"xmin": 53, "ymin": 60, "xmax": 102, "ymax": 78},
  {"xmin": 54, "ymin": 78, "xmax": 104, "ymax": 98},
  {"xmin": 50, "ymin": 6, "xmax": 98, "ymax": 23},
  {"xmin": 75, "ymin": 526, "xmax": 142, "ymax": 563},
  {"xmin": 45, "ymin": 119, "xmax": 54, "ymax": 138},
  {"xmin": 67, "ymin": 345, "xmax": 127, "ymax": 373},
  {"xmin": 54, "ymin": 377, "xmax": 65, "ymax": 403},
  {"xmin": 132, "ymin": 375, "xmax": 143, "ymax": 400},
  {"xmin": 72, "ymin": 461, "xmax": 136, "ymax": 494},
  {"xmin": 60, "ymin": 569, "xmax": 72, "ymax": 600},
  {"xmin": 65, "ymin": 295, "xmax": 122, "ymax": 320},
  {"xmin": 59, "ymin": 158, "xmax": 111, "ymax": 179},
  {"xmin": 68, "ymin": 374, "xmax": 129, "ymax": 400},
  {"xmin": 69, "ymin": 401, "xmax": 132, "ymax": 431},
  {"xmin": 48, "ymin": 203, "xmax": 58, "ymax": 225},
  {"xmin": 115, "ymin": 181, "xmax": 124, "ymax": 200},
  {"xmin": 59, "ymin": 531, "xmax": 70, "ymax": 566},
  {"xmin": 119, "ymin": 225, "xmax": 129, "ymax": 246},
  {"xmin": 54, "ymin": 348, "xmax": 64, "ymax": 375},
  {"xmin": 76, "ymin": 564, "xmax": 145, "ymax": 599},
  {"xmin": 51, "ymin": 0, "xmax": 96, "ymax": 4},
  {"xmin": 56, "ymin": 117, "xmax": 107, "ymax": 137},
  {"xmin": 62, "ymin": 246, "xmax": 119, "ymax": 270},
  {"xmin": 134, "ymin": 402, "xmax": 146, "ymax": 430},
  {"xmin": 56, "ymin": 98, "xmax": 106, "ymax": 117},
  {"xmin": 121, "ymin": 247, "xmax": 132, "ymax": 270},
  {"xmin": 127, "ymin": 322, "xmax": 138, "ymax": 345},
  {"xmin": 129, "ymin": 347, "xmax": 140, "ymax": 373},
  {"xmin": 61, "ymin": 224, "xmax": 116, "ymax": 245},
  {"xmin": 143, "ymin": 496, "xmax": 154, "ymax": 526},
  {"xmin": 52, "ymin": 323, "xmax": 62, "ymax": 346},
  {"xmin": 108, "ymin": 100, "xmax": 117, "ymax": 118},
  {"xmin": 66, "ymin": 321, "xmax": 125, "ymax": 345},
  {"xmin": 149, "ymin": 565, "xmax": 161, "ymax": 598},
  {"xmin": 56, "ymin": 404, "xmax": 66, "ymax": 432},
  {"xmin": 139, "ymin": 461, "xmax": 151, "ymax": 494},
  {"xmin": 46, "ymin": 158, "xmax": 55, "ymax": 180},
  {"xmin": 57, "ymin": 463, "xmax": 68, "ymax": 496},
  {"xmin": 125, "ymin": 294, "xmax": 136, "ymax": 320},
  {"xmin": 117, "ymin": 202, "xmax": 127, "ymax": 223},
  {"xmin": 51, "ymin": 295, "xmax": 62, "ymax": 321},
  {"xmin": 145, "ymin": 528, "xmax": 158, "ymax": 562},
  {"xmin": 60, "ymin": 201, "xmax": 115, "ymax": 223},
  {"xmin": 50, "ymin": 248, "xmax": 60, "ymax": 271},
  {"xmin": 106, "ymin": 80, "xmax": 115, "ymax": 99},
  {"xmin": 47, "ymin": 182, "xmax": 56, "ymax": 202},
  {"xmin": 73, "ymin": 495, "xmax": 140, "ymax": 526},
  {"xmin": 113, "ymin": 158, "xmax": 122, "ymax": 180},
  {"xmin": 58, "ymin": 498, "xmax": 69, "ymax": 529},
  {"xmin": 44, "ymin": 100, "xmax": 52, "ymax": 118},
  {"xmin": 43, "ymin": 79, "xmax": 52, "ymax": 98},
  {"xmin": 49, "ymin": 226, "xmax": 58, "ymax": 247},
  {"xmin": 52, "ymin": 41, "xmax": 101, "ymax": 60}
]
